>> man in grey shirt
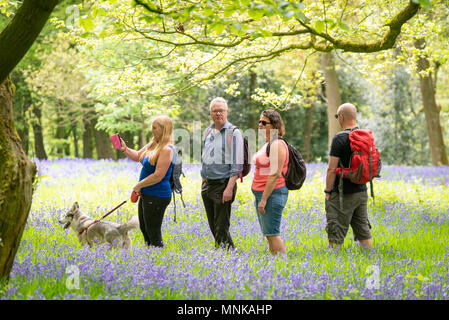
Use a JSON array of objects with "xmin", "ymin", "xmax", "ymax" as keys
[{"xmin": 201, "ymin": 97, "xmax": 243, "ymax": 250}]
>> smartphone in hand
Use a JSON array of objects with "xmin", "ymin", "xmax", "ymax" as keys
[{"xmin": 110, "ymin": 134, "xmax": 122, "ymax": 149}]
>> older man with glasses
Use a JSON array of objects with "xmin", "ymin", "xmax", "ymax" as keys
[{"xmin": 201, "ymin": 97, "xmax": 244, "ymax": 250}]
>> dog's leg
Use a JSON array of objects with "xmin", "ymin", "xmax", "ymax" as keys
[
  {"xmin": 78, "ymin": 234, "xmax": 88, "ymax": 247},
  {"xmin": 123, "ymin": 235, "xmax": 131, "ymax": 249},
  {"xmin": 85, "ymin": 231, "xmax": 97, "ymax": 248},
  {"xmin": 104, "ymin": 230, "xmax": 121, "ymax": 250}
]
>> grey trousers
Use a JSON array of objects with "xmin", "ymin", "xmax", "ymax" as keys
[{"xmin": 325, "ymin": 191, "xmax": 372, "ymax": 244}]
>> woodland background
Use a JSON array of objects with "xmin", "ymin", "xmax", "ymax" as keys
[
  {"xmin": 0, "ymin": 0, "xmax": 448, "ymax": 282},
  {"xmin": 1, "ymin": 0, "xmax": 448, "ymax": 166}
]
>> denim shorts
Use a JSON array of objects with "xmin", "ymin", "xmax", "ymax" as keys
[{"xmin": 252, "ymin": 186, "xmax": 289, "ymax": 237}]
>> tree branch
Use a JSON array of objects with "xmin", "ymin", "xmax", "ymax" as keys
[
  {"xmin": 296, "ymin": 0, "xmax": 420, "ymax": 52},
  {"xmin": 0, "ymin": 0, "xmax": 59, "ymax": 84}
]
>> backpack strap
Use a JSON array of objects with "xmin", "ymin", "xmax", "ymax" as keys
[
  {"xmin": 369, "ymin": 153, "xmax": 375, "ymax": 203},
  {"xmin": 180, "ymin": 193, "xmax": 186, "ymax": 208},
  {"xmin": 266, "ymin": 137, "xmax": 288, "ymax": 181},
  {"xmin": 169, "ymin": 145, "xmax": 175, "ymax": 164},
  {"xmin": 228, "ymin": 125, "xmax": 244, "ymax": 182},
  {"xmin": 172, "ymin": 190, "xmax": 177, "ymax": 223},
  {"xmin": 336, "ymin": 128, "xmax": 357, "ymax": 210},
  {"xmin": 338, "ymin": 159, "xmax": 345, "ymax": 210},
  {"xmin": 203, "ymin": 126, "xmax": 213, "ymax": 145},
  {"xmin": 266, "ymin": 137, "xmax": 287, "ymax": 157}
]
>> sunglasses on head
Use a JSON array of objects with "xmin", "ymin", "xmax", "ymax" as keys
[{"xmin": 258, "ymin": 120, "xmax": 271, "ymax": 126}]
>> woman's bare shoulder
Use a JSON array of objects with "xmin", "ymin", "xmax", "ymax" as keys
[
  {"xmin": 162, "ymin": 144, "xmax": 174, "ymax": 152},
  {"xmin": 270, "ymin": 139, "xmax": 288, "ymax": 153},
  {"xmin": 160, "ymin": 145, "xmax": 174, "ymax": 158}
]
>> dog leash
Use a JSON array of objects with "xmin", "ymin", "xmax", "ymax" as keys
[{"xmin": 78, "ymin": 200, "xmax": 127, "ymax": 235}]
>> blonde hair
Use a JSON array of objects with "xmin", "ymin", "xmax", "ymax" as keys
[{"xmin": 140, "ymin": 115, "xmax": 174, "ymax": 165}]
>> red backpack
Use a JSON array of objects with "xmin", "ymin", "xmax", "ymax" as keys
[{"xmin": 335, "ymin": 128, "xmax": 382, "ymax": 203}]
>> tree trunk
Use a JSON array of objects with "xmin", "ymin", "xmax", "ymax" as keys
[
  {"xmin": 415, "ymin": 39, "xmax": 449, "ymax": 166},
  {"xmin": 31, "ymin": 104, "xmax": 47, "ymax": 160},
  {"xmin": 248, "ymin": 71, "xmax": 259, "ymax": 130},
  {"xmin": 116, "ymin": 131, "xmax": 134, "ymax": 159},
  {"xmin": 0, "ymin": 77, "xmax": 37, "ymax": 281},
  {"xmin": 92, "ymin": 118, "xmax": 114, "ymax": 159},
  {"xmin": 72, "ymin": 124, "xmax": 79, "ymax": 158},
  {"xmin": 302, "ymin": 104, "xmax": 314, "ymax": 162},
  {"xmin": 18, "ymin": 102, "xmax": 30, "ymax": 155},
  {"xmin": 82, "ymin": 112, "xmax": 94, "ymax": 159},
  {"xmin": 55, "ymin": 123, "xmax": 64, "ymax": 157},
  {"xmin": 139, "ymin": 114, "xmax": 148, "ymax": 149},
  {"xmin": 11, "ymin": 71, "xmax": 31, "ymax": 154},
  {"xmin": 321, "ymin": 52, "xmax": 342, "ymax": 149},
  {"xmin": 0, "ymin": 0, "xmax": 59, "ymax": 282}
]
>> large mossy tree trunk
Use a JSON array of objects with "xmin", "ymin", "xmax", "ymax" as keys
[
  {"xmin": 0, "ymin": 78, "xmax": 37, "ymax": 280},
  {"xmin": 321, "ymin": 52, "xmax": 342, "ymax": 150},
  {"xmin": 415, "ymin": 39, "xmax": 449, "ymax": 166},
  {"xmin": 0, "ymin": 0, "xmax": 59, "ymax": 281},
  {"xmin": 11, "ymin": 71, "xmax": 32, "ymax": 154}
]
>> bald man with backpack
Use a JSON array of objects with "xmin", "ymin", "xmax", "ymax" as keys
[{"xmin": 324, "ymin": 103, "xmax": 381, "ymax": 250}]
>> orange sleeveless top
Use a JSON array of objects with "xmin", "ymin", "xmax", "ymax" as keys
[{"xmin": 251, "ymin": 139, "xmax": 289, "ymax": 191}]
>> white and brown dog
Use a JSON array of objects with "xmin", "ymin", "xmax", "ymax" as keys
[{"xmin": 58, "ymin": 202, "xmax": 139, "ymax": 249}]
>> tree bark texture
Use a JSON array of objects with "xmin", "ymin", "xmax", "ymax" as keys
[
  {"xmin": 92, "ymin": 118, "xmax": 114, "ymax": 159},
  {"xmin": 82, "ymin": 113, "xmax": 94, "ymax": 159},
  {"xmin": 15, "ymin": 102, "xmax": 30, "ymax": 155},
  {"xmin": 415, "ymin": 39, "xmax": 449, "ymax": 166},
  {"xmin": 0, "ymin": 78, "xmax": 37, "ymax": 280},
  {"xmin": 116, "ymin": 131, "xmax": 134, "ymax": 159},
  {"xmin": 31, "ymin": 104, "xmax": 47, "ymax": 160},
  {"xmin": 72, "ymin": 124, "xmax": 79, "ymax": 158},
  {"xmin": 321, "ymin": 52, "xmax": 342, "ymax": 150},
  {"xmin": 248, "ymin": 71, "xmax": 259, "ymax": 131},
  {"xmin": 11, "ymin": 71, "xmax": 31, "ymax": 154}
]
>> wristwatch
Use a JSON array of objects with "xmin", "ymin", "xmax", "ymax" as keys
[{"xmin": 324, "ymin": 189, "xmax": 332, "ymax": 194}]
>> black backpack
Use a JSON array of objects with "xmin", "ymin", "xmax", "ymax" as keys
[
  {"xmin": 170, "ymin": 146, "xmax": 186, "ymax": 222},
  {"xmin": 266, "ymin": 137, "xmax": 307, "ymax": 190},
  {"xmin": 229, "ymin": 125, "xmax": 251, "ymax": 179},
  {"xmin": 204, "ymin": 125, "xmax": 251, "ymax": 180}
]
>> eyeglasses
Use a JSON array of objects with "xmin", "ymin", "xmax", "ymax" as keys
[
  {"xmin": 334, "ymin": 113, "xmax": 341, "ymax": 119},
  {"xmin": 258, "ymin": 120, "xmax": 272, "ymax": 126},
  {"xmin": 211, "ymin": 109, "xmax": 227, "ymax": 114}
]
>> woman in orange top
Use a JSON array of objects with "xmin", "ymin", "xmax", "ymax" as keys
[{"xmin": 251, "ymin": 109, "xmax": 289, "ymax": 256}]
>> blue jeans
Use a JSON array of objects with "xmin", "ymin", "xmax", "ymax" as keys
[{"xmin": 252, "ymin": 186, "xmax": 289, "ymax": 236}]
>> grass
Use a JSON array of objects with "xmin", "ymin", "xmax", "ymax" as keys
[{"xmin": 1, "ymin": 159, "xmax": 448, "ymax": 300}]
